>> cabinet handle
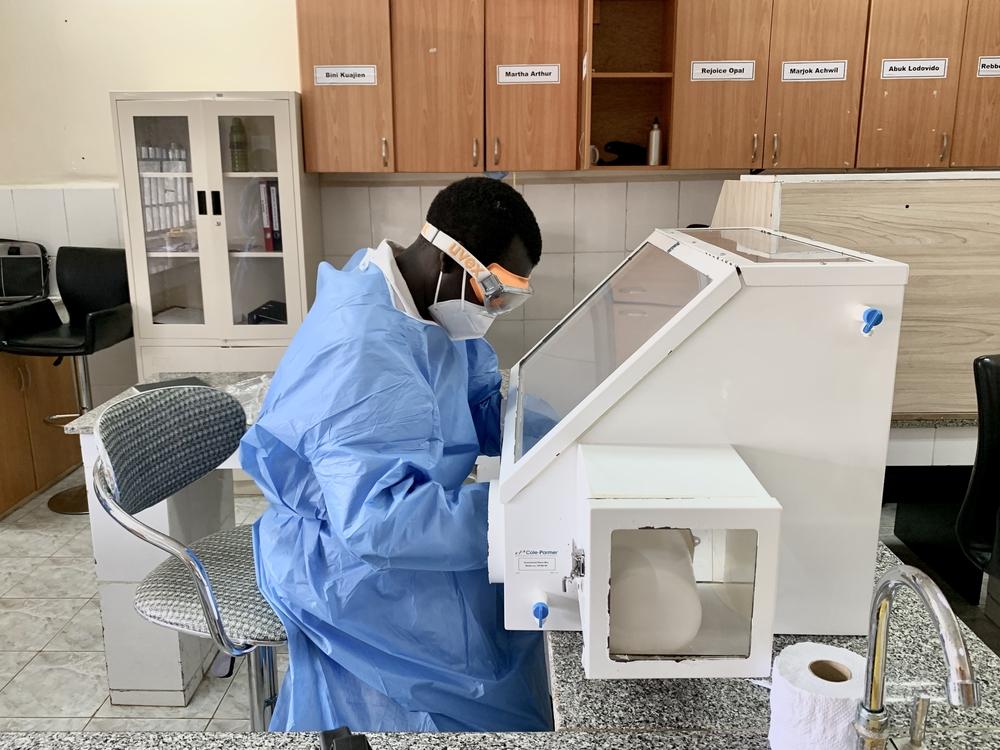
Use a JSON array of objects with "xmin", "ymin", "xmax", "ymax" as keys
[
  {"xmin": 381, "ymin": 137, "xmax": 389, "ymax": 168},
  {"xmin": 196, "ymin": 190, "xmax": 207, "ymax": 216},
  {"xmin": 772, "ymin": 133, "xmax": 780, "ymax": 165},
  {"xmin": 494, "ymin": 137, "xmax": 501, "ymax": 166},
  {"xmin": 15, "ymin": 365, "xmax": 26, "ymax": 393},
  {"xmin": 939, "ymin": 132, "xmax": 949, "ymax": 163},
  {"xmin": 751, "ymin": 133, "xmax": 759, "ymax": 163},
  {"xmin": 472, "ymin": 138, "xmax": 479, "ymax": 167},
  {"xmin": 210, "ymin": 190, "xmax": 222, "ymax": 216}
]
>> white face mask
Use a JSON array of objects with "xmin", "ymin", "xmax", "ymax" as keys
[{"xmin": 428, "ymin": 271, "xmax": 496, "ymax": 341}]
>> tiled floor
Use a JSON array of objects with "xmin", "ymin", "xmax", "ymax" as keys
[
  {"xmin": 0, "ymin": 469, "xmax": 275, "ymax": 732},
  {"xmin": 2, "ymin": 476, "xmax": 999, "ymax": 733}
]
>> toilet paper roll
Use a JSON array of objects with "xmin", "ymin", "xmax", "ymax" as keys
[{"xmin": 769, "ymin": 642, "xmax": 866, "ymax": 750}]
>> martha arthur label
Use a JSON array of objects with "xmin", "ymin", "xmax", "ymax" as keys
[
  {"xmin": 880, "ymin": 58, "xmax": 948, "ymax": 79},
  {"xmin": 497, "ymin": 65, "xmax": 561, "ymax": 85},
  {"xmin": 691, "ymin": 61, "xmax": 756, "ymax": 81},
  {"xmin": 314, "ymin": 65, "xmax": 377, "ymax": 86},
  {"xmin": 781, "ymin": 60, "xmax": 847, "ymax": 82}
]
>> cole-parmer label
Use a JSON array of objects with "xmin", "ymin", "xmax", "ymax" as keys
[
  {"xmin": 881, "ymin": 58, "xmax": 948, "ymax": 79},
  {"xmin": 515, "ymin": 549, "xmax": 559, "ymax": 572},
  {"xmin": 314, "ymin": 65, "xmax": 377, "ymax": 86},
  {"xmin": 497, "ymin": 64, "xmax": 561, "ymax": 85},
  {"xmin": 691, "ymin": 60, "xmax": 756, "ymax": 81}
]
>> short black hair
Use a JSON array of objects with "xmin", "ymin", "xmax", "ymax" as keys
[{"xmin": 426, "ymin": 177, "xmax": 542, "ymax": 267}]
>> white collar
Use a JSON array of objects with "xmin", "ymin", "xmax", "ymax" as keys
[{"xmin": 361, "ymin": 241, "xmax": 426, "ymax": 323}]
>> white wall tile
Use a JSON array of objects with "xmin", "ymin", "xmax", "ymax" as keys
[
  {"xmin": 11, "ymin": 188, "xmax": 69, "ymax": 257},
  {"xmin": 419, "ymin": 185, "xmax": 446, "ymax": 220},
  {"xmin": 485, "ymin": 319, "xmax": 525, "ymax": 369},
  {"xmin": 323, "ymin": 254, "xmax": 355, "ymax": 270},
  {"xmin": 574, "ymin": 251, "xmax": 624, "ymax": 302},
  {"xmin": 524, "ymin": 253, "xmax": 573, "ymax": 320},
  {"xmin": 64, "ymin": 189, "xmax": 121, "ymax": 247},
  {"xmin": 0, "ymin": 189, "xmax": 16, "ymax": 237},
  {"xmin": 678, "ymin": 179, "xmax": 725, "ymax": 228},
  {"xmin": 370, "ymin": 186, "xmax": 422, "ymax": 245},
  {"xmin": 573, "ymin": 183, "xmax": 627, "ymax": 253},
  {"xmin": 525, "ymin": 319, "xmax": 559, "ymax": 350},
  {"xmin": 523, "ymin": 183, "xmax": 574, "ymax": 252},
  {"xmin": 321, "ymin": 186, "xmax": 372, "ymax": 254},
  {"xmin": 626, "ymin": 181, "xmax": 680, "ymax": 249}
]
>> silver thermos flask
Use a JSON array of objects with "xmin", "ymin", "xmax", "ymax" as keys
[{"xmin": 648, "ymin": 118, "xmax": 663, "ymax": 166}]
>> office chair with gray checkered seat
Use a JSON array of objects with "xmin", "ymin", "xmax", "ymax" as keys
[{"xmin": 92, "ymin": 385, "xmax": 286, "ymax": 730}]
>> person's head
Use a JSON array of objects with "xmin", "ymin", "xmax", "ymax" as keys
[{"xmin": 397, "ymin": 177, "xmax": 542, "ymax": 333}]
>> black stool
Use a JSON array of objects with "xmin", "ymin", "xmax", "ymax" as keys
[{"xmin": 0, "ymin": 246, "xmax": 132, "ymax": 514}]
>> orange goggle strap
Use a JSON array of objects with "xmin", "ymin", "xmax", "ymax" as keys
[{"xmin": 421, "ymin": 222, "xmax": 531, "ymax": 304}]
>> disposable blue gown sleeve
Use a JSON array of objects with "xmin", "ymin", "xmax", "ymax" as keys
[
  {"xmin": 465, "ymin": 338, "xmax": 503, "ymax": 457},
  {"xmin": 304, "ymin": 332, "xmax": 488, "ymax": 573}
]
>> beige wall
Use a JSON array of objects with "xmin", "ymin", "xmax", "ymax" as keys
[{"xmin": 0, "ymin": 0, "xmax": 299, "ymax": 184}]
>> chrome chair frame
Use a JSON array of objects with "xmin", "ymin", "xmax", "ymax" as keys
[{"xmin": 92, "ymin": 388, "xmax": 282, "ymax": 730}]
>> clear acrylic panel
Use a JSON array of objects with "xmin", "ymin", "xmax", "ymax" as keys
[
  {"xmin": 133, "ymin": 116, "xmax": 203, "ymax": 325},
  {"xmin": 229, "ymin": 256, "xmax": 287, "ymax": 326},
  {"xmin": 217, "ymin": 115, "xmax": 285, "ymax": 327},
  {"xmin": 515, "ymin": 244, "xmax": 711, "ymax": 459},
  {"xmin": 682, "ymin": 228, "xmax": 867, "ymax": 264},
  {"xmin": 609, "ymin": 528, "xmax": 757, "ymax": 660},
  {"xmin": 147, "ymin": 256, "xmax": 205, "ymax": 325}
]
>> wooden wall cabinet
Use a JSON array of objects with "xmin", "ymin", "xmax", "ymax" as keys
[
  {"xmin": 670, "ymin": 0, "xmax": 773, "ymax": 169},
  {"xmin": 298, "ymin": 0, "xmax": 395, "ymax": 172},
  {"xmin": 951, "ymin": 0, "xmax": 1000, "ymax": 166},
  {"xmin": 763, "ymin": 0, "xmax": 869, "ymax": 169},
  {"xmin": 391, "ymin": 0, "xmax": 485, "ymax": 172},
  {"xmin": 0, "ymin": 355, "xmax": 81, "ymax": 517},
  {"xmin": 857, "ymin": 0, "xmax": 969, "ymax": 169},
  {"xmin": 486, "ymin": 0, "xmax": 579, "ymax": 171}
]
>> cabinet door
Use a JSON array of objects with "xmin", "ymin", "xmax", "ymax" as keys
[
  {"xmin": 392, "ymin": 0, "xmax": 485, "ymax": 173},
  {"xmin": 857, "ymin": 0, "xmax": 969, "ymax": 168},
  {"xmin": 201, "ymin": 100, "xmax": 303, "ymax": 341},
  {"xmin": 763, "ymin": 0, "xmax": 869, "ymax": 169},
  {"xmin": 0, "ymin": 356, "xmax": 36, "ymax": 515},
  {"xmin": 297, "ymin": 0, "xmax": 395, "ymax": 172},
  {"xmin": 116, "ymin": 99, "xmax": 221, "ymax": 340},
  {"xmin": 951, "ymin": 0, "xmax": 1000, "ymax": 166},
  {"xmin": 486, "ymin": 0, "xmax": 579, "ymax": 171},
  {"xmin": 21, "ymin": 356, "xmax": 82, "ymax": 490},
  {"xmin": 671, "ymin": 0, "xmax": 774, "ymax": 169}
]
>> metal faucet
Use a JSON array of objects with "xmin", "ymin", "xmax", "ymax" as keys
[{"xmin": 854, "ymin": 565, "xmax": 980, "ymax": 750}]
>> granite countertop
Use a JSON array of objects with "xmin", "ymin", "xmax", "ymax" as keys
[
  {"xmin": 890, "ymin": 416, "xmax": 978, "ymax": 429},
  {"xmin": 64, "ymin": 372, "xmax": 268, "ymax": 435},
  {"xmin": 548, "ymin": 543, "xmax": 999, "ymax": 745}
]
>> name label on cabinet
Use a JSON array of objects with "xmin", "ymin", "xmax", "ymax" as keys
[
  {"xmin": 690, "ymin": 61, "xmax": 755, "ymax": 81},
  {"xmin": 496, "ymin": 64, "xmax": 561, "ymax": 85},
  {"xmin": 313, "ymin": 65, "xmax": 378, "ymax": 86},
  {"xmin": 978, "ymin": 56, "xmax": 1000, "ymax": 77},
  {"xmin": 781, "ymin": 60, "xmax": 847, "ymax": 82},
  {"xmin": 880, "ymin": 58, "xmax": 948, "ymax": 79}
]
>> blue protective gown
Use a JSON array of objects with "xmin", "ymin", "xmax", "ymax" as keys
[{"xmin": 240, "ymin": 251, "xmax": 552, "ymax": 733}]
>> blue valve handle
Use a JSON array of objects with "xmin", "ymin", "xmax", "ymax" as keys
[
  {"xmin": 532, "ymin": 602, "xmax": 549, "ymax": 629},
  {"xmin": 862, "ymin": 307, "xmax": 884, "ymax": 335}
]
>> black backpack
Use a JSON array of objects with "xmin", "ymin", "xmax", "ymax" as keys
[{"xmin": 0, "ymin": 239, "xmax": 49, "ymax": 303}]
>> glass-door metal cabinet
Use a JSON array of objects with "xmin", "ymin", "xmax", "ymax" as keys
[{"xmin": 112, "ymin": 92, "xmax": 321, "ymax": 379}]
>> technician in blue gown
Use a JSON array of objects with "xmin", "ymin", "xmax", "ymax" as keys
[{"xmin": 240, "ymin": 177, "xmax": 552, "ymax": 732}]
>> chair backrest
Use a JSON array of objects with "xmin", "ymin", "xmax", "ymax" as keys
[
  {"xmin": 956, "ymin": 354, "xmax": 1000, "ymax": 574},
  {"xmin": 56, "ymin": 246, "xmax": 129, "ymax": 327},
  {"xmin": 96, "ymin": 386, "xmax": 246, "ymax": 516}
]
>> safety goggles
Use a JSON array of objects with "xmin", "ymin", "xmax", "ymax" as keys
[{"xmin": 421, "ymin": 222, "xmax": 532, "ymax": 315}]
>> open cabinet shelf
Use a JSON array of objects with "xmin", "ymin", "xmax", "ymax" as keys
[{"xmin": 580, "ymin": 0, "xmax": 676, "ymax": 169}]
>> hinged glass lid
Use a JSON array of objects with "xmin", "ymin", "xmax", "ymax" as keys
[
  {"xmin": 682, "ymin": 228, "xmax": 868, "ymax": 264},
  {"xmin": 515, "ymin": 243, "xmax": 711, "ymax": 460}
]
